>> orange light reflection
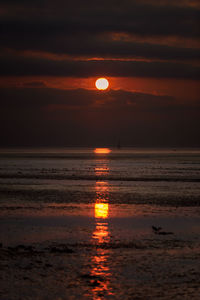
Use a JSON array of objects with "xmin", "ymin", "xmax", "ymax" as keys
[
  {"xmin": 89, "ymin": 173, "xmax": 113, "ymax": 298},
  {"xmin": 95, "ymin": 203, "xmax": 109, "ymax": 219},
  {"xmin": 94, "ymin": 148, "xmax": 111, "ymax": 154},
  {"xmin": 95, "ymin": 167, "xmax": 109, "ymax": 176},
  {"xmin": 95, "ymin": 181, "xmax": 109, "ymax": 194},
  {"xmin": 90, "ymin": 248, "xmax": 111, "ymax": 298},
  {"xmin": 92, "ymin": 223, "xmax": 109, "ymax": 244}
]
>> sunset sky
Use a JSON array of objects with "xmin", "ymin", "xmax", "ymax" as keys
[{"xmin": 0, "ymin": 0, "xmax": 200, "ymax": 147}]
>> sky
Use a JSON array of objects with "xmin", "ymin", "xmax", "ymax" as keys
[{"xmin": 0, "ymin": 0, "xmax": 200, "ymax": 147}]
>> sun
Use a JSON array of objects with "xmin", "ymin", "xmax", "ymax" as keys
[{"xmin": 95, "ymin": 78, "xmax": 109, "ymax": 90}]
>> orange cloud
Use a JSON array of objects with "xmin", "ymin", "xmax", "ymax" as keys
[{"xmin": 0, "ymin": 76, "xmax": 199, "ymax": 102}]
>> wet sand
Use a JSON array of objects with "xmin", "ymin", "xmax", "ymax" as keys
[{"xmin": 1, "ymin": 203, "xmax": 200, "ymax": 300}]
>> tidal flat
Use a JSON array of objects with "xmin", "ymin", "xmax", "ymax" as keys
[
  {"xmin": 0, "ymin": 148, "xmax": 200, "ymax": 299},
  {"xmin": 0, "ymin": 203, "xmax": 200, "ymax": 300}
]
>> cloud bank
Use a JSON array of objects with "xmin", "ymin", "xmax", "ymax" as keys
[{"xmin": 0, "ymin": 87, "xmax": 199, "ymax": 147}]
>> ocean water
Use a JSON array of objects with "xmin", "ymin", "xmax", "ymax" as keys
[
  {"xmin": 0, "ymin": 147, "xmax": 200, "ymax": 207},
  {"xmin": 0, "ymin": 148, "xmax": 200, "ymax": 244},
  {"xmin": 1, "ymin": 148, "xmax": 200, "ymax": 299}
]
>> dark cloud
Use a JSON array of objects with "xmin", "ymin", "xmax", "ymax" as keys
[
  {"xmin": 0, "ymin": 54, "xmax": 199, "ymax": 79},
  {"xmin": 0, "ymin": 87, "xmax": 199, "ymax": 147},
  {"xmin": 0, "ymin": 1, "xmax": 199, "ymax": 38},
  {"xmin": 23, "ymin": 81, "xmax": 47, "ymax": 88},
  {"xmin": 0, "ymin": 0, "xmax": 199, "ymax": 80},
  {"xmin": 1, "ymin": 35, "xmax": 200, "ymax": 61},
  {"xmin": 0, "ymin": 1, "xmax": 199, "ymax": 147},
  {"xmin": 0, "ymin": 87, "xmax": 174, "ymax": 110}
]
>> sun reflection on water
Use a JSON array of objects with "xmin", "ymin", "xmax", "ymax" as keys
[
  {"xmin": 95, "ymin": 203, "xmax": 109, "ymax": 219},
  {"xmin": 95, "ymin": 167, "xmax": 109, "ymax": 176},
  {"xmin": 89, "ymin": 161, "xmax": 113, "ymax": 299},
  {"xmin": 94, "ymin": 148, "xmax": 111, "ymax": 154}
]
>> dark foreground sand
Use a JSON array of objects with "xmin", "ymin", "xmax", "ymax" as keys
[
  {"xmin": 0, "ymin": 204, "xmax": 200, "ymax": 300},
  {"xmin": 1, "ymin": 240, "xmax": 200, "ymax": 299}
]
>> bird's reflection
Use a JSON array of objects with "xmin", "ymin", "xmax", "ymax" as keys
[{"xmin": 90, "ymin": 172, "xmax": 113, "ymax": 299}]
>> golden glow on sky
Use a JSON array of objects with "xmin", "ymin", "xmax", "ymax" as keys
[
  {"xmin": 95, "ymin": 78, "xmax": 109, "ymax": 90},
  {"xmin": 94, "ymin": 148, "xmax": 111, "ymax": 154},
  {"xmin": 3, "ymin": 77, "xmax": 199, "ymax": 102}
]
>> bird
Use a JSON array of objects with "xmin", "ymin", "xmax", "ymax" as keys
[
  {"xmin": 152, "ymin": 226, "xmax": 162, "ymax": 233},
  {"xmin": 152, "ymin": 226, "xmax": 174, "ymax": 235}
]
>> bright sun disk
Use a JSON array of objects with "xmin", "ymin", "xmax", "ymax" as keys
[{"xmin": 95, "ymin": 78, "xmax": 109, "ymax": 90}]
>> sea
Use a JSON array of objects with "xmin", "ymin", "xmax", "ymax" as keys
[
  {"xmin": 0, "ymin": 148, "xmax": 200, "ymax": 299},
  {"xmin": 0, "ymin": 147, "xmax": 200, "ymax": 244}
]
